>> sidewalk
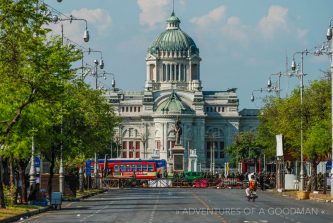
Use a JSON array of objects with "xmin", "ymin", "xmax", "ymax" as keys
[
  {"xmin": 264, "ymin": 189, "xmax": 333, "ymax": 203},
  {"xmin": 0, "ymin": 206, "xmax": 51, "ymax": 223},
  {"xmin": 0, "ymin": 189, "xmax": 107, "ymax": 223}
]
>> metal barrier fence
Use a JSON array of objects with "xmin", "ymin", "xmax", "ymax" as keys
[
  {"xmin": 216, "ymin": 178, "xmax": 247, "ymax": 189},
  {"xmin": 100, "ymin": 177, "xmax": 251, "ymax": 189}
]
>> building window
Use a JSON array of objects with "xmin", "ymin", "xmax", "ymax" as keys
[
  {"xmin": 167, "ymin": 140, "xmax": 175, "ymax": 158},
  {"xmin": 122, "ymin": 107, "xmax": 124, "ymax": 112},
  {"xmin": 220, "ymin": 142, "xmax": 225, "ymax": 158},
  {"xmin": 155, "ymin": 140, "xmax": 161, "ymax": 150},
  {"xmin": 214, "ymin": 142, "xmax": 218, "ymax": 159},
  {"xmin": 130, "ymin": 107, "xmax": 132, "ymax": 112},
  {"xmin": 180, "ymin": 64, "xmax": 184, "ymax": 81},
  {"xmin": 222, "ymin": 107, "xmax": 225, "ymax": 112},
  {"xmin": 138, "ymin": 107, "xmax": 141, "ymax": 112},
  {"xmin": 122, "ymin": 141, "xmax": 127, "ymax": 158},
  {"xmin": 206, "ymin": 142, "xmax": 211, "ymax": 160},
  {"xmin": 218, "ymin": 107, "xmax": 221, "ymax": 112},
  {"xmin": 163, "ymin": 64, "xmax": 166, "ymax": 81},
  {"xmin": 135, "ymin": 141, "xmax": 140, "ymax": 158},
  {"xmin": 126, "ymin": 107, "xmax": 128, "ymax": 112},
  {"xmin": 167, "ymin": 64, "xmax": 170, "ymax": 81},
  {"xmin": 129, "ymin": 141, "xmax": 134, "ymax": 158},
  {"xmin": 134, "ymin": 107, "xmax": 136, "ymax": 112}
]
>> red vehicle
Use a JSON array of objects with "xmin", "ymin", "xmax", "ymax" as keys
[
  {"xmin": 86, "ymin": 159, "xmax": 159, "ymax": 179},
  {"xmin": 109, "ymin": 161, "xmax": 157, "ymax": 179}
]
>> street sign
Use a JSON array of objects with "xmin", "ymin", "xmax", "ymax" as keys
[
  {"xmin": 86, "ymin": 160, "xmax": 91, "ymax": 175},
  {"xmin": 276, "ymin": 134, "xmax": 283, "ymax": 156},
  {"xmin": 326, "ymin": 160, "xmax": 332, "ymax": 171},
  {"xmin": 35, "ymin": 156, "xmax": 40, "ymax": 168}
]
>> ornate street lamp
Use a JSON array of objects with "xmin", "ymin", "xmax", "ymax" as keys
[
  {"xmin": 51, "ymin": 14, "xmax": 90, "ymax": 43},
  {"xmin": 290, "ymin": 49, "xmax": 309, "ymax": 192},
  {"xmin": 326, "ymin": 17, "xmax": 333, "ymax": 197}
]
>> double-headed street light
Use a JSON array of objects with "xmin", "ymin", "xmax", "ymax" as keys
[
  {"xmin": 267, "ymin": 72, "xmax": 284, "ymax": 98},
  {"xmin": 81, "ymin": 48, "xmax": 104, "ymax": 79},
  {"xmin": 290, "ymin": 49, "xmax": 308, "ymax": 192},
  {"xmin": 52, "ymin": 14, "xmax": 90, "ymax": 43},
  {"xmin": 87, "ymin": 48, "xmax": 104, "ymax": 69},
  {"xmin": 326, "ymin": 18, "xmax": 333, "ymax": 197},
  {"xmin": 102, "ymin": 71, "xmax": 116, "ymax": 90}
]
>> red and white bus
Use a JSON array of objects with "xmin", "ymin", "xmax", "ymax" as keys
[{"xmin": 86, "ymin": 159, "xmax": 158, "ymax": 179}]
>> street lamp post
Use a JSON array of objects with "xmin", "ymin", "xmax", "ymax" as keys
[
  {"xmin": 81, "ymin": 48, "xmax": 104, "ymax": 79},
  {"xmin": 267, "ymin": 72, "xmax": 283, "ymax": 98},
  {"xmin": 94, "ymin": 152, "xmax": 99, "ymax": 189},
  {"xmin": 29, "ymin": 135, "xmax": 36, "ymax": 189},
  {"xmin": 208, "ymin": 134, "xmax": 215, "ymax": 174},
  {"xmin": 291, "ymin": 49, "xmax": 308, "ymax": 192},
  {"xmin": 79, "ymin": 166, "xmax": 84, "ymax": 192},
  {"xmin": 59, "ymin": 127, "xmax": 64, "ymax": 193},
  {"xmin": 92, "ymin": 59, "xmax": 107, "ymax": 90},
  {"xmin": 50, "ymin": 13, "xmax": 90, "ymax": 193},
  {"xmin": 326, "ymin": 18, "xmax": 333, "ymax": 197},
  {"xmin": 101, "ymin": 72, "xmax": 116, "ymax": 90}
]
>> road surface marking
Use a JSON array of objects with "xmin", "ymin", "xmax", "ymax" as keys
[
  {"xmin": 148, "ymin": 190, "xmax": 160, "ymax": 223},
  {"xmin": 191, "ymin": 191, "xmax": 228, "ymax": 223}
]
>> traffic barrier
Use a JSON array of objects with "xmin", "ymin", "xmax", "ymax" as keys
[
  {"xmin": 216, "ymin": 178, "xmax": 244, "ymax": 189},
  {"xmin": 193, "ymin": 179, "xmax": 208, "ymax": 188}
]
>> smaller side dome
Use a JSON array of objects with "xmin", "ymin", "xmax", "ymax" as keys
[{"xmin": 155, "ymin": 91, "xmax": 193, "ymax": 114}]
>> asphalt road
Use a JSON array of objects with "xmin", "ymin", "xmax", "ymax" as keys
[{"xmin": 17, "ymin": 188, "xmax": 333, "ymax": 223}]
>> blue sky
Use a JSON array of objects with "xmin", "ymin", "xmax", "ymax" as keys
[{"xmin": 45, "ymin": 0, "xmax": 333, "ymax": 109}]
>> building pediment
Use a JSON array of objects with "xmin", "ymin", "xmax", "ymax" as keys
[
  {"xmin": 146, "ymin": 53, "xmax": 157, "ymax": 61},
  {"xmin": 190, "ymin": 54, "xmax": 202, "ymax": 61}
]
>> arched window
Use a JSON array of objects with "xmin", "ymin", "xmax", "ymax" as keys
[
  {"xmin": 206, "ymin": 128, "xmax": 225, "ymax": 160},
  {"xmin": 176, "ymin": 64, "xmax": 179, "ymax": 81},
  {"xmin": 163, "ymin": 64, "xmax": 166, "ymax": 81},
  {"xmin": 180, "ymin": 64, "xmax": 184, "ymax": 81},
  {"xmin": 167, "ymin": 64, "xmax": 170, "ymax": 81}
]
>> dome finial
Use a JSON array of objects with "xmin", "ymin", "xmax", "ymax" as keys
[{"xmin": 172, "ymin": 0, "xmax": 175, "ymax": 15}]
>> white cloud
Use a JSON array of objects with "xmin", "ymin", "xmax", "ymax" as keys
[
  {"xmin": 222, "ymin": 16, "xmax": 247, "ymax": 43},
  {"xmin": 259, "ymin": 5, "xmax": 288, "ymax": 39},
  {"xmin": 191, "ymin": 7, "xmax": 247, "ymax": 45},
  {"xmin": 296, "ymin": 28, "xmax": 308, "ymax": 40},
  {"xmin": 191, "ymin": 5, "xmax": 226, "ymax": 27},
  {"xmin": 47, "ymin": 8, "xmax": 112, "ymax": 45},
  {"xmin": 71, "ymin": 8, "xmax": 112, "ymax": 34},
  {"xmin": 137, "ymin": 0, "xmax": 169, "ymax": 27}
]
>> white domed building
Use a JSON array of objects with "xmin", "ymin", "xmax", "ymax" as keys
[{"xmin": 104, "ymin": 11, "xmax": 258, "ymax": 172}]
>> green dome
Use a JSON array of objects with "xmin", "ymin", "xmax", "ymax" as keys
[{"xmin": 148, "ymin": 12, "xmax": 199, "ymax": 55}]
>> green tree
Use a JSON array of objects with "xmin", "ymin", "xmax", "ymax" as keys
[
  {"xmin": 0, "ymin": 0, "xmax": 82, "ymax": 207},
  {"xmin": 257, "ymin": 78, "xmax": 331, "ymax": 191},
  {"xmin": 226, "ymin": 132, "xmax": 262, "ymax": 169}
]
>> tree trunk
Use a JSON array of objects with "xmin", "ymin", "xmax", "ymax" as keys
[
  {"xmin": 323, "ymin": 172, "xmax": 327, "ymax": 194},
  {"xmin": 18, "ymin": 160, "xmax": 27, "ymax": 203},
  {"xmin": 9, "ymin": 156, "xmax": 17, "ymax": 205},
  {"xmin": 0, "ymin": 156, "xmax": 6, "ymax": 208},
  {"xmin": 310, "ymin": 159, "xmax": 318, "ymax": 192},
  {"xmin": 47, "ymin": 148, "xmax": 56, "ymax": 202}
]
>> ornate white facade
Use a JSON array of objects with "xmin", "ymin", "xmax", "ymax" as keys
[{"xmin": 103, "ymin": 11, "xmax": 258, "ymax": 171}]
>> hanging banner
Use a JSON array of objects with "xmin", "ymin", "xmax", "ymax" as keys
[{"xmin": 276, "ymin": 134, "xmax": 283, "ymax": 157}]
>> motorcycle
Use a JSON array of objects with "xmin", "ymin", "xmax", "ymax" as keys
[{"xmin": 246, "ymin": 190, "xmax": 258, "ymax": 202}]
